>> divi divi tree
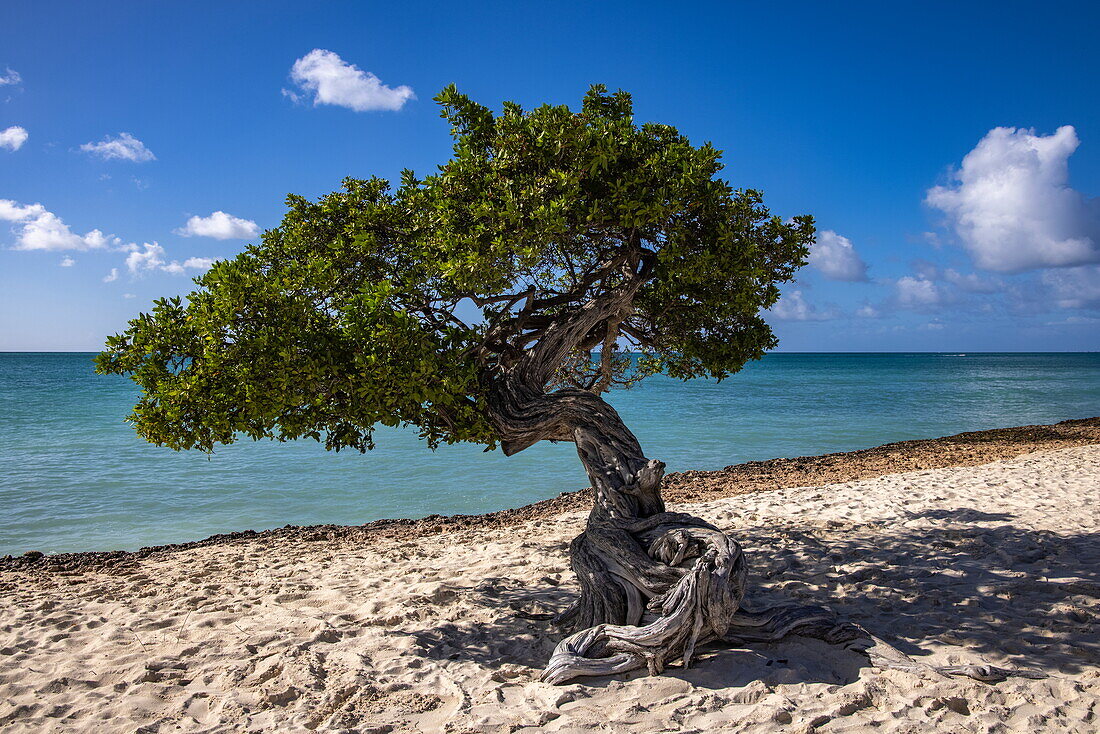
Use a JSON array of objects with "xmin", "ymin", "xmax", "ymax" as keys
[{"xmin": 97, "ymin": 86, "xmax": 815, "ymax": 684}]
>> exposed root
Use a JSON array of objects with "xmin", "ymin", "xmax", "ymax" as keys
[
  {"xmin": 543, "ymin": 543, "xmax": 1049, "ymax": 685},
  {"xmin": 542, "ymin": 516, "xmax": 747, "ymax": 684}
]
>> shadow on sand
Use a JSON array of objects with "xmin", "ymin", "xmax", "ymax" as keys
[{"xmin": 410, "ymin": 507, "xmax": 1099, "ymax": 688}]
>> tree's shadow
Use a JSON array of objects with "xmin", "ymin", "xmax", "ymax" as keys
[
  {"xmin": 411, "ymin": 575, "xmax": 571, "ymax": 670},
  {"xmin": 410, "ymin": 508, "xmax": 1099, "ymax": 687}
]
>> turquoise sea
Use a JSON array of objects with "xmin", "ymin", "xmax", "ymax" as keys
[{"xmin": 1, "ymin": 352, "xmax": 1097, "ymax": 556}]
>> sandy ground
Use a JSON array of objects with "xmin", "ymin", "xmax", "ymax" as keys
[{"xmin": 2, "ymin": 444, "xmax": 1099, "ymax": 732}]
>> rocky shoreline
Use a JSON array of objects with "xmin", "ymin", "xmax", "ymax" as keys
[{"xmin": 5, "ymin": 416, "xmax": 1097, "ymax": 576}]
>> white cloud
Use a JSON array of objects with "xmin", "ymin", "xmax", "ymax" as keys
[
  {"xmin": 123, "ymin": 293, "xmax": 136, "ymax": 298},
  {"xmin": 126, "ymin": 242, "xmax": 214, "ymax": 277},
  {"xmin": 894, "ymin": 276, "xmax": 940, "ymax": 307},
  {"xmin": 175, "ymin": 211, "xmax": 259, "ymax": 240},
  {"xmin": 3, "ymin": 199, "xmax": 218, "ymax": 282},
  {"xmin": 0, "ymin": 68, "xmax": 20, "ymax": 86},
  {"xmin": 1041, "ymin": 265, "xmax": 1100, "ymax": 309},
  {"xmin": 926, "ymin": 125, "xmax": 1100, "ymax": 273},
  {"xmin": 855, "ymin": 304, "xmax": 879, "ymax": 318},
  {"xmin": 904, "ymin": 262, "xmax": 1001, "ymax": 297},
  {"xmin": 125, "ymin": 243, "xmax": 167, "ymax": 273},
  {"xmin": 287, "ymin": 49, "xmax": 414, "ymax": 112},
  {"xmin": 767, "ymin": 290, "xmax": 837, "ymax": 321},
  {"xmin": 807, "ymin": 230, "xmax": 868, "ymax": 281},
  {"xmin": 0, "ymin": 198, "xmax": 121, "ymax": 251},
  {"xmin": 80, "ymin": 132, "xmax": 156, "ymax": 162},
  {"xmin": 943, "ymin": 268, "xmax": 1000, "ymax": 294},
  {"xmin": 0, "ymin": 125, "xmax": 28, "ymax": 151},
  {"xmin": 181, "ymin": 256, "xmax": 215, "ymax": 270},
  {"xmin": 0, "ymin": 199, "xmax": 36, "ymax": 221}
]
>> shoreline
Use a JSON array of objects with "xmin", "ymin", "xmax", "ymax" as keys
[
  {"xmin": 5, "ymin": 416, "xmax": 1097, "ymax": 574},
  {"xmin": 3, "ymin": 437, "xmax": 1098, "ymax": 730}
]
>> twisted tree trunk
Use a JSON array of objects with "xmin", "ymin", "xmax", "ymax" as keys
[{"xmin": 488, "ymin": 377, "xmax": 749, "ymax": 684}]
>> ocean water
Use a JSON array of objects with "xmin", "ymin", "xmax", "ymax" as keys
[{"xmin": 1, "ymin": 352, "xmax": 1097, "ymax": 556}]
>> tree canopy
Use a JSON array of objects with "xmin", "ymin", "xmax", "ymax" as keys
[{"xmin": 96, "ymin": 84, "xmax": 814, "ymax": 454}]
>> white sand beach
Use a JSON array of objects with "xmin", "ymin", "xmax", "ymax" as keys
[{"xmin": 2, "ymin": 443, "xmax": 1098, "ymax": 732}]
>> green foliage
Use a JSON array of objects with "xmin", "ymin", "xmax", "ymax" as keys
[{"xmin": 97, "ymin": 85, "xmax": 813, "ymax": 452}]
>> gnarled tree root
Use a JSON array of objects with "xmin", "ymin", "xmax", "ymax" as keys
[
  {"xmin": 541, "ymin": 522, "xmax": 1048, "ymax": 686},
  {"xmin": 542, "ymin": 514, "xmax": 747, "ymax": 684}
]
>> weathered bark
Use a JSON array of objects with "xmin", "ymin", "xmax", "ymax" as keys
[{"xmin": 487, "ymin": 373, "xmax": 750, "ymax": 684}]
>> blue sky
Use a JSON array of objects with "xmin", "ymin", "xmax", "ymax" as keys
[{"xmin": 1, "ymin": 1, "xmax": 1098, "ymax": 351}]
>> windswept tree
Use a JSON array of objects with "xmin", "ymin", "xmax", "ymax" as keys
[{"xmin": 98, "ymin": 85, "xmax": 815, "ymax": 683}]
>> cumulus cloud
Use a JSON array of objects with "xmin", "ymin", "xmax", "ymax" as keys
[
  {"xmin": 807, "ymin": 230, "xmax": 869, "ymax": 281},
  {"xmin": 905, "ymin": 261, "xmax": 1002, "ymax": 297},
  {"xmin": 0, "ymin": 68, "xmax": 20, "ymax": 86},
  {"xmin": 767, "ymin": 290, "xmax": 837, "ymax": 321},
  {"xmin": 926, "ymin": 125, "xmax": 1100, "ymax": 272},
  {"xmin": 3, "ymin": 198, "xmax": 218, "ymax": 282},
  {"xmin": 286, "ymin": 49, "xmax": 414, "ymax": 112},
  {"xmin": 0, "ymin": 125, "xmax": 27, "ymax": 151},
  {"xmin": 181, "ymin": 256, "xmax": 216, "ymax": 270},
  {"xmin": 126, "ymin": 242, "xmax": 214, "ymax": 276},
  {"xmin": 126, "ymin": 243, "xmax": 168, "ymax": 274},
  {"xmin": 1041, "ymin": 265, "xmax": 1100, "ymax": 309},
  {"xmin": 0, "ymin": 199, "xmax": 121, "ymax": 251},
  {"xmin": 175, "ymin": 211, "xmax": 259, "ymax": 240},
  {"xmin": 0, "ymin": 199, "xmax": 38, "ymax": 221},
  {"xmin": 894, "ymin": 276, "xmax": 940, "ymax": 308},
  {"xmin": 80, "ymin": 132, "xmax": 156, "ymax": 162}
]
